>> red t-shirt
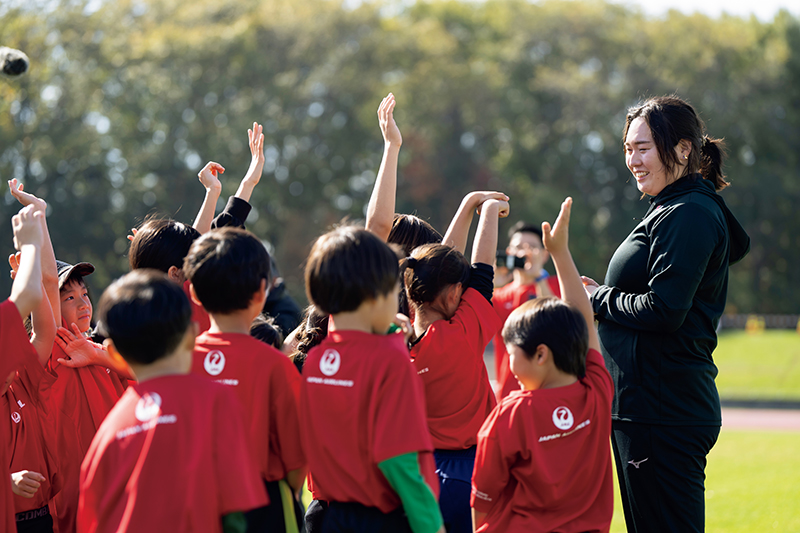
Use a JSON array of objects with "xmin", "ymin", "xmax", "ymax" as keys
[
  {"xmin": 410, "ymin": 288, "xmax": 501, "ymax": 450},
  {"xmin": 0, "ymin": 299, "xmax": 39, "ymax": 531},
  {"xmin": 471, "ymin": 348, "xmax": 614, "ymax": 533},
  {"xmin": 492, "ymin": 278, "xmax": 561, "ymax": 400},
  {"xmin": 4, "ymin": 346, "xmax": 62, "ymax": 513},
  {"xmin": 191, "ymin": 332, "xmax": 304, "ymax": 482},
  {"xmin": 45, "ymin": 326, "xmax": 129, "ymax": 533},
  {"xmin": 183, "ymin": 280, "xmax": 211, "ymax": 334},
  {"xmin": 300, "ymin": 330, "xmax": 438, "ymax": 513},
  {"xmin": 78, "ymin": 374, "xmax": 267, "ymax": 532}
]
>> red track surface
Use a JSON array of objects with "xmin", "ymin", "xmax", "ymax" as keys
[{"xmin": 721, "ymin": 408, "xmax": 800, "ymax": 432}]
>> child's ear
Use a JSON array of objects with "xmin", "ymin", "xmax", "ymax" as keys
[
  {"xmin": 182, "ymin": 322, "xmax": 199, "ymax": 350},
  {"xmin": 251, "ymin": 278, "xmax": 268, "ymax": 307},
  {"xmin": 104, "ymin": 339, "xmax": 135, "ymax": 379},
  {"xmin": 167, "ymin": 266, "xmax": 185, "ymax": 284},
  {"xmin": 188, "ymin": 283, "xmax": 202, "ymax": 306},
  {"xmin": 534, "ymin": 344, "xmax": 550, "ymax": 366}
]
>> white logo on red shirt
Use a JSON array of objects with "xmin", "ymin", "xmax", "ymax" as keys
[
  {"xmin": 319, "ymin": 349, "xmax": 341, "ymax": 376},
  {"xmin": 552, "ymin": 406, "xmax": 574, "ymax": 430},
  {"xmin": 204, "ymin": 350, "xmax": 226, "ymax": 376},
  {"xmin": 16, "ymin": 399, "xmax": 25, "ymax": 408},
  {"xmin": 135, "ymin": 392, "xmax": 162, "ymax": 422},
  {"xmin": 11, "ymin": 412, "xmax": 20, "ymax": 423}
]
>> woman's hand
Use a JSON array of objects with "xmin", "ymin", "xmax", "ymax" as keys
[{"xmin": 581, "ymin": 276, "xmax": 600, "ymax": 296}]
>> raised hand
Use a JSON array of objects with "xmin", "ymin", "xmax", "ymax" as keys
[
  {"xmin": 378, "ymin": 93, "xmax": 402, "ymax": 147},
  {"xmin": 8, "ymin": 178, "xmax": 47, "ymax": 213},
  {"xmin": 542, "ymin": 197, "xmax": 572, "ymax": 255},
  {"xmin": 197, "ymin": 161, "xmax": 224, "ymax": 193},
  {"xmin": 12, "ymin": 205, "xmax": 44, "ymax": 251},
  {"xmin": 235, "ymin": 122, "xmax": 265, "ymax": 202}
]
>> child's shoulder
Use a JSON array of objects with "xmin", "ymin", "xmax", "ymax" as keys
[
  {"xmin": 307, "ymin": 330, "xmax": 409, "ymax": 370},
  {"xmin": 196, "ymin": 331, "xmax": 288, "ymax": 364}
]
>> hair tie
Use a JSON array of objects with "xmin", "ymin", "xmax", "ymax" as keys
[{"xmin": 405, "ymin": 257, "xmax": 418, "ymax": 268}]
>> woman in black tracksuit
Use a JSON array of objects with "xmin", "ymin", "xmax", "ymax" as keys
[{"xmin": 583, "ymin": 96, "xmax": 750, "ymax": 533}]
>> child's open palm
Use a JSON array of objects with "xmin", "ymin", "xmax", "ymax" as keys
[
  {"xmin": 378, "ymin": 93, "xmax": 402, "ymax": 146},
  {"xmin": 542, "ymin": 197, "xmax": 572, "ymax": 255}
]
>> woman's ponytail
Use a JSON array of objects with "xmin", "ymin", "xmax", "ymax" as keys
[{"xmin": 700, "ymin": 135, "xmax": 729, "ymax": 191}]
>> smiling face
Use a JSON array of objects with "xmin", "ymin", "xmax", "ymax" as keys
[
  {"xmin": 61, "ymin": 278, "xmax": 93, "ymax": 333},
  {"xmin": 625, "ymin": 117, "xmax": 685, "ymax": 197}
]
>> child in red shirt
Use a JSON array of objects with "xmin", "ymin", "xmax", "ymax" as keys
[
  {"xmin": 183, "ymin": 227, "xmax": 306, "ymax": 532},
  {"xmin": 77, "ymin": 270, "xmax": 267, "ymax": 533},
  {"xmin": 2, "ymin": 205, "xmax": 48, "ymax": 532},
  {"xmin": 471, "ymin": 198, "xmax": 614, "ymax": 533},
  {"xmin": 301, "ymin": 225, "xmax": 444, "ymax": 533},
  {"xmin": 492, "ymin": 221, "xmax": 561, "ymax": 401},
  {"xmin": 402, "ymin": 196, "xmax": 508, "ymax": 533}
]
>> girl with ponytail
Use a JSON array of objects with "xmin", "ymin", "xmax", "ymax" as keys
[
  {"xmin": 403, "ymin": 195, "xmax": 509, "ymax": 533},
  {"xmin": 582, "ymin": 95, "xmax": 750, "ymax": 533}
]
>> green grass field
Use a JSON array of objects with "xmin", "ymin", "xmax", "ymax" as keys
[
  {"xmin": 714, "ymin": 330, "xmax": 800, "ymax": 400},
  {"xmin": 610, "ymin": 429, "xmax": 800, "ymax": 532}
]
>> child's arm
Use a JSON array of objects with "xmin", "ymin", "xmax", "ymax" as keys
[
  {"xmin": 8, "ymin": 179, "xmax": 60, "ymax": 325},
  {"xmin": 471, "ymin": 199, "xmax": 510, "ymax": 266},
  {"xmin": 472, "ymin": 509, "xmax": 487, "ymax": 531},
  {"xmin": 233, "ymin": 122, "xmax": 264, "ymax": 203},
  {"xmin": 378, "ymin": 452, "xmax": 445, "ymax": 533},
  {"xmin": 9, "ymin": 254, "xmax": 54, "ymax": 365},
  {"xmin": 193, "ymin": 162, "xmax": 224, "ymax": 234},
  {"xmin": 366, "ymin": 93, "xmax": 401, "ymax": 241},
  {"xmin": 55, "ymin": 324, "xmax": 135, "ymax": 379},
  {"xmin": 9, "ymin": 205, "xmax": 44, "ymax": 320},
  {"xmin": 442, "ymin": 191, "xmax": 508, "ymax": 254},
  {"xmin": 541, "ymin": 198, "xmax": 600, "ymax": 353}
]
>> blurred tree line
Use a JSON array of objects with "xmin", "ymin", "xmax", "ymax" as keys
[{"xmin": 0, "ymin": 0, "xmax": 797, "ymax": 313}]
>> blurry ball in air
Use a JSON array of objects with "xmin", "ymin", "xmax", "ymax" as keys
[{"xmin": 0, "ymin": 47, "xmax": 30, "ymax": 77}]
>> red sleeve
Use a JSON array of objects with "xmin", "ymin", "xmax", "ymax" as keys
[
  {"xmin": 214, "ymin": 387, "xmax": 269, "ymax": 514},
  {"xmin": 452, "ymin": 289, "xmax": 502, "ymax": 357},
  {"xmin": 373, "ymin": 351, "xmax": 432, "ymax": 464},
  {"xmin": 0, "ymin": 299, "xmax": 37, "ymax": 380},
  {"xmin": 471, "ymin": 404, "xmax": 512, "ymax": 512},
  {"xmin": 269, "ymin": 357, "xmax": 305, "ymax": 475}
]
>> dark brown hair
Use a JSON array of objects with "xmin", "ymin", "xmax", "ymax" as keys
[
  {"xmin": 388, "ymin": 214, "xmax": 442, "ymax": 256},
  {"xmin": 289, "ymin": 305, "xmax": 329, "ymax": 373},
  {"xmin": 129, "ymin": 216, "xmax": 201, "ymax": 273},
  {"xmin": 98, "ymin": 269, "xmax": 192, "ymax": 365},
  {"xmin": 502, "ymin": 298, "xmax": 588, "ymax": 377},
  {"xmin": 508, "ymin": 221, "xmax": 543, "ymax": 241},
  {"xmin": 305, "ymin": 225, "xmax": 399, "ymax": 315},
  {"xmin": 623, "ymin": 95, "xmax": 728, "ymax": 191},
  {"xmin": 402, "ymin": 243, "xmax": 470, "ymax": 305},
  {"xmin": 250, "ymin": 314, "xmax": 283, "ymax": 350},
  {"xmin": 183, "ymin": 228, "xmax": 271, "ymax": 314}
]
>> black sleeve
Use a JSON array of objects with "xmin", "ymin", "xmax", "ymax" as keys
[
  {"xmin": 211, "ymin": 196, "xmax": 252, "ymax": 230},
  {"xmin": 467, "ymin": 263, "xmax": 494, "ymax": 303}
]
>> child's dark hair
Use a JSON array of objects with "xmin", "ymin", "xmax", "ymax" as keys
[
  {"xmin": 502, "ymin": 298, "xmax": 588, "ymax": 377},
  {"xmin": 97, "ymin": 269, "xmax": 192, "ymax": 365},
  {"xmin": 508, "ymin": 221, "xmax": 543, "ymax": 241},
  {"xmin": 289, "ymin": 305, "xmax": 329, "ymax": 373},
  {"xmin": 624, "ymin": 95, "xmax": 728, "ymax": 191},
  {"xmin": 401, "ymin": 243, "xmax": 470, "ymax": 305},
  {"xmin": 250, "ymin": 314, "xmax": 283, "ymax": 350},
  {"xmin": 183, "ymin": 228, "xmax": 272, "ymax": 315},
  {"xmin": 388, "ymin": 214, "xmax": 442, "ymax": 256},
  {"xmin": 305, "ymin": 225, "xmax": 399, "ymax": 315},
  {"xmin": 129, "ymin": 217, "xmax": 201, "ymax": 273}
]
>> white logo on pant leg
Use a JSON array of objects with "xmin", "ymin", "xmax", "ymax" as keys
[
  {"xmin": 135, "ymin": 392, "xmax": 162, "ymax": 422},
  {"xmin": 319, "ymin": 349, "xmax": 341, "ymax": 376},
  {"xmin": 628, "ymin": 458, "xmax": 648, "ymax": 469},
  {"xmin": 552, "ymin": 406, "xmax": 574, "ymax": 430},
  {"xmin": 204, "ymin": 350, "xmax": 226, "ymax": 376}
]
